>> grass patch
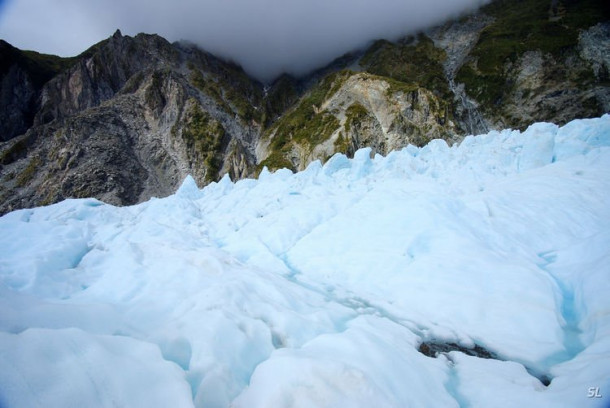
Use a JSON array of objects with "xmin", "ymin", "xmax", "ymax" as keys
[
  {"xmin": 344, "ymin": 103, "xmax": 370, "ymax": 130},
  {"xmin": 383, "ymin": 76, "xmax": 420, "ymax": 97},
  {"xmin": 256, "ymin": 151, "xmax": 295, "ymax": 173},
  {"xmin": 263, "ymin": 74, "xmax": 300, "ymax": 126},
  {"xmin": 457, "ymin": 0, "xmax": 607, "ymax": 109},
  {"xmin": 15, "ymin": 157, "xmax": 39, "ymax": 187},
  {"xmin": 360, "ymin": 34, "xmax": 450, "ymax": 99},
  {"xmin": 144, "ymin": 70, "xmax": 167, "ymax": 111},
  {"xmin": 225, "ymin": 87, "xmax": 260, "ymax": 122},
  {"xmin": 257, "ymin": 71, "xmax": 352, "ymax": 171},
  {"xmin": 333, "ymin": 131, "xmax": 352, "ymax": 155},
  {"xmin": 265, "ymin": 70, "xmax": 351, "ymax": 151},
  {"xmin": 181, "ymin": 103, "xmax": 226, "ymax": 182},
  {"xmin": 190, "ymin": 67, "xmax": 261, "ymax": 122},
  {"xmin": 0, "ymin": 135, "xmax": 31, "ymax": 165},
  {"xmin": 190, "ymin": 70, "xmax": 231, "ymax": 114},
  {"xmin": 456, "ymin": 64, "xmax": 506, "ymax": 107}
]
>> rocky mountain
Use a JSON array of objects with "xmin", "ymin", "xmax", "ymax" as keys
[
  {"xmin": 0, "ymin": 30, "xmax": 264, "ymax": 212},
  {"xmin": 1, "ymin": 0, "xmax": 608, "ymax": 214}
]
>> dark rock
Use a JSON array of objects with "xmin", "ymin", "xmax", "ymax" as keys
[
  {"xmin": 418, "ymin": 341, "xmax": 497, "ymax": 359},
  {"xmin": 418, "ymin": 340, "xmax": 553, "ymax": 387}
]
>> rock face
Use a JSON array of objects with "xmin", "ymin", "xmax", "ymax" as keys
[
  {"xmin": 1, "ymin": 0, "xmax": 608, "ymax": 213},
  {"xmin": 579, "ymin": 22, "xmax": 610, "ymax": 110},
  {"xmin": 0, "ymin": 40, "xmax": 68, "ymax": 142},
  {"xmin": 451, "ymin": 0, "xmax": 609, "ymax": 129},
  {"xmin": 0, "ymin": 61, "xmax": 37, "ymax": 143},
  {"xmin": 258, "ymin": 71, "xmax": 458, "ymax": 172},
  {"xmin": 428, "ymin": 14, "xmax": 494, "ymax": 135},
  {"xmin": 0, "ymin": 31, "xmax": 264, "ymax": 213},
  {"xmin": 257, "ymin": 0, "xmax": 608, "ymax": 170}
]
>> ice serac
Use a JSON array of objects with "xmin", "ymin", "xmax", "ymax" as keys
[
  {"xmin": 1, "ymin": 115, "xmax": 609, "ymax": 407},
  {"xmin": 175, "ymin": 175, "xmax": 202, "ymax": 200}
]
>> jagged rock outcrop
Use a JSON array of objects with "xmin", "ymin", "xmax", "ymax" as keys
[
  {"xmin": 0, "ymin": 40, "xmax": 68, "ymax": 142},
  {"xmin": 428, "ymin": 14, "xmax": 494, "ymax": 135},
  {"xmin": 35, "ymin": 30, "xmax": 177, "ymax": 126},
  {"xmin": 0, "ymin": 0, "xmax": 608, "ymax": 214},
  {"xmin": 0, "ymin": 31, "xmax": 263, "ymax": 213},
  {"xmin": 256, "ymin": 0, "xmax": 608, "ymax": 171},
  {"xmin": 452, "ymin": 0, "xmax": 608, "ymax": 129},
  {"xmin": 0, "ymin": 61, "xmax": 37, "ymax": 143},
  {"xmin": 257, "ymin": 72, "xmax": 457, "ymax": 171}
]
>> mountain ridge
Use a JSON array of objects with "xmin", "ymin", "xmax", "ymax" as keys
[{"xmin": 0, "ymin": 0, "xmax": 608, "ymax": 214}]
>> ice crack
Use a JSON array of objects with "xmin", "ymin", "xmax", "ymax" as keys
[{"xmin": 537, "ymin": 250, "xmax": 586, "ymax": 365}]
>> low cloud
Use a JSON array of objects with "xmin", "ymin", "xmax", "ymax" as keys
[{"xmin": 0, "ymin": 0, "xmax": 489, "ymax": 82}]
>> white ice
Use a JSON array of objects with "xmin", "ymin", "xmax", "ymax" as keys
[{"xmin": 1, "ymin": 115, "xmax": 609, "ymax": 407}]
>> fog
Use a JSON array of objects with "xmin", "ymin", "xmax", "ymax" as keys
[{"xmin": 0, "ymin": 0, "xmax": 489, "ymax": 82}]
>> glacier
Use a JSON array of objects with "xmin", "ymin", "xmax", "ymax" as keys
[{"xmin": 1, "ymin": 116, "xmax": 610, "ymax": 408}]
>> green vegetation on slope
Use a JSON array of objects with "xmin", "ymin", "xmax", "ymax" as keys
[
  {"xmin": 0, "ymin": 136, "xmax": 30, "ymax": 165},
  {"xmin": 189, "ymin": 64, "xmax": 262, "ymax": 123},
  {"xmin": 190, "ymin": 68, "xmax": 232, "ymax": 114},
  {"xmin": 456, "ymin": 0, "xmax": 607, "ymax": 108},
  {"xmin": 360, "ymin": 34, "xmax": 451, "ymax": 99},
  {"xmin": 262, "ymin": 74, "xmax": 301, "ymax": 127},
  {"xmin": 259, "ymin": 70, "xmax": 351, "ymax": 170},
  {"xmin": 15, "ymin": 157, "xmax": 40, "ymax": 187},
  {"xmin": 212, "ymin": 58, "xmax": 264, "ymax": 122},
  {"xmin": 333, "ymin": 131, "xmax": 352, "ymax": 155},
  {"xmin": 344, "ymin": 103, "xmax": 370, "ymax": 131},
  {"xmin": 0, "ymin": 40, "xmax": 74, "ymax": 88},
  {"xmin": 144, "ymin": 70, "xmax": 168, "ymax": 113},
  {"xmin": 181, "ymin": 103, "xmax": 227, "ymax": 182},
  {"xmin": 256, "ymin": 151, "xmax": 295, "ymax": 173}
]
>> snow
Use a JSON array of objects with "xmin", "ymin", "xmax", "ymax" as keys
[{"xmin": 1, "ymin": 115, "xmax": 610, "ymax": 407}]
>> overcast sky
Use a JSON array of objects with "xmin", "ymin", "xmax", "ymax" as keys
[{"xmin": 0, "ymin": 0, "xmax": 489, "ymax": 82}]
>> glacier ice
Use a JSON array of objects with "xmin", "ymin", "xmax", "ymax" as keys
[{"xmin": 1, "ymin": 115, "xmax": 610, "ymax": 407}]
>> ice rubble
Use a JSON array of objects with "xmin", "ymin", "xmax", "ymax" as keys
[{"xmin": 1, "ymin": 115, "xmax": 609, "ymax": 407}]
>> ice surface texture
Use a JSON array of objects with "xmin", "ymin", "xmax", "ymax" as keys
[{"xmin": 1, "ymin": 115, "xmax": 609, "ymax": 407}]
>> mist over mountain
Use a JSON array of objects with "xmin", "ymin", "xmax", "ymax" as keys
[{"xmin": 0, "ymin": 0, "xmax": 490, "ymax": 82}]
